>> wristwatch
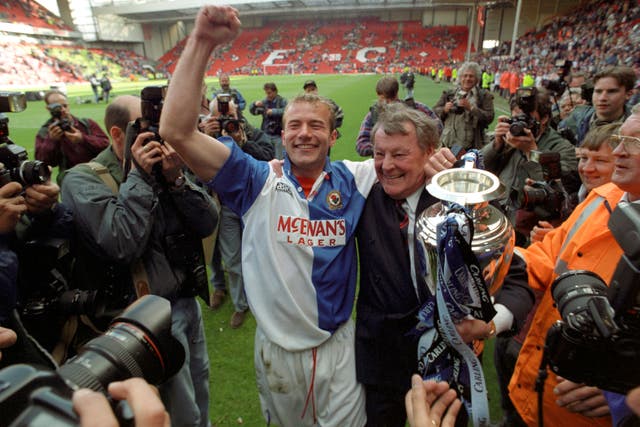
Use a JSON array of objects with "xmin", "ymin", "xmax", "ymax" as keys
[{"xmin": 172, "ymin": 175, "xmax": 186, "ymax": 189}]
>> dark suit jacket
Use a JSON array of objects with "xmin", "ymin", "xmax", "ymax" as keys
[
  {"xmin": 355, "ymin": 182, "xmax": 534, "ymax": 392},
  {"xmin": 355, "ymin": 183, "xmax": 438, "ymax": 391}
]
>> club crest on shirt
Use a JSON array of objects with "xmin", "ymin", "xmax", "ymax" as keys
[
  {"xmin": 275, "ymin": 182, "xmax": 293, "ymax": 197},
  {"xmin": 326, "ymin": 190, "xmax": 343, "ymax": 210}
]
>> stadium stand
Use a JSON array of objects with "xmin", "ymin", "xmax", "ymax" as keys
[
  {"xmin": 158, "ymin": 17, "xmax": 471, "ymax": 77},
  {"xmin": 0, "ymin": 0, "xmax": 72, "ymax": 31},
  {"xmin": 0, "ymin": 0, "xmax": 638, "ymax": 87},
  {"xmin": 472, "ymin": 0, "xmax": 639, "ymax": 90}
]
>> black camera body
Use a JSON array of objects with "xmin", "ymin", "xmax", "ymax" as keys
[
  {"xmin": 252, "ymin": 106, "xmax": 266, "ymax": 116},
  {"xmin": 215, "ymin": 93, "xmax": 240, "ymax": 135},
  {"xmin": 16, "ymin": 236, "xmax": 104, "ymax": 352},
  {"xmin": 505, "ymin": 87, "xmax": 540, "ymax": 137},
  {"xmin": 504, "ymin": 113, "xmax": 540, "ymax": 137},
  {"xmin": 49, "ymin": 103, "xmax": 72, "ymax": 132},
  {"xmin": 125, "ymin": 86, "xmax": 167, "ymax": 182},
  {"xmin": 165, "ymin": 232, "xmax": 209, "ymax": 301},
  {"xmin": 516, "ymin": 151, "xmax": 570, "ymax": 221},
  {"xmin": 0, "ymin": 137, "xmax": 51, "ymax": 187},
  {"xmin": 541, "ymin": 59, "xmax": 572, "ymax": 96},
  {"xmin": 0, "ymin": 93, "xmax": 50, "ymax": 187},
  {"xmin": 0, "ymin": 295, "xmax": 185, "ymax": 427},
  {"xmin": 138, "ymin": 85, "xmax": 166, "ymax": 145},
  {"xmin": 544, "ymin": 202, "xmax": 640, "ymax": 394},
  {"xmin": 447, "ymin": 90, "xmax": 467, "ymax": 115}
]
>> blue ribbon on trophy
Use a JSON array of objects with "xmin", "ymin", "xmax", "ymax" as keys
[{"xmin": 410, "ymin": 149, "xmax": 495, "ymax": 427}]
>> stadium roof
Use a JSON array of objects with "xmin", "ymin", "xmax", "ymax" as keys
[{"xmin": 92, "ymin": 0, "xmax": 497, "ymax": 23}]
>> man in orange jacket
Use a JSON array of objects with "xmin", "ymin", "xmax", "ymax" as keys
[{"xmin": 508, "ymin": 106, "xmax": 640, "ymax": 426}]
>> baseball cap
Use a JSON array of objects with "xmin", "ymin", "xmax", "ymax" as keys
[{"xmin": 303, "ymin": 80, "xmax": 317, "ymax": 89}]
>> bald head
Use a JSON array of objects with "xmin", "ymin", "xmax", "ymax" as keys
[
  {"xmin": 105, "ymin": 95, "xmax": 141, "ymax": 160},
  {"xmin": 105, "ymin": 95, "xmax": 141, "ymax": 133}
]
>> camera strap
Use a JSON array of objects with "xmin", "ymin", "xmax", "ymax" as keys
[{"xmin": 415, "ymin": 205, "xmax": 495, "ymax": 427}]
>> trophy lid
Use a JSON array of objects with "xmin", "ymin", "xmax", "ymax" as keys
[{"xmin": 426, "ymin": 168, "xmax": 505, "ymax": 205}]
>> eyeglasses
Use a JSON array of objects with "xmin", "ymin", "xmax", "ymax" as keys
[{"xmin": 609, "ymin": 134, "xmax": 640, "ymax": 154}]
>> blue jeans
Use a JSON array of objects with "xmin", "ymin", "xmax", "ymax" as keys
[
  {"xmin": 271, "ymin": 135, "xmax": 284, "ymax": 160},
  {"xmin": 160, "ymin": 297, "xmax": 210, "ymax": 427},
  {"xmin": 217, "ymin": 205, "xmax": 248, "ymax": 312},
  {"xmin": 210, "ymin": 239, "xmax": 226, "ymax": 290}
]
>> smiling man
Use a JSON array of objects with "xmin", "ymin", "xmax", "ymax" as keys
[
  {"xmin": 355, "ymin": 102, "xmax": 534, "ymax": 427},
  {"xmin": 561, "ymin": 66, "xmax": 635, "ymax": 145},
  {"xmin": 159, "ymin": 6, "xmax": 380, "ymax": 426},
  {"xmin": 433, "ymin": 61, "xmax": 495, "ymax": 150}
]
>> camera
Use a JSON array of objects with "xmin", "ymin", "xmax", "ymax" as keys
[
  {"xmin": 581, "ymin": 81, "xmax": 594, "ymax": 106},
  {"xmin": 165, "ymin": 233, "xmax": 209, "ymax": 301},
  {"xmin": 16, "ymin": 236, "xmax": 106, "ymax": 352},
  {"xmin": 48, "ymin": 103, "xmax": 72, "ymax": 132},
  {"xmin": 557, "ymin": 126, "xmax": 578, "ymax": 146},
  {"xmin": 0, "ymin": 93, "xmax": 51, "ymax": 187},
  {"xmin": 541, "ymin": 59, "xmax": 572, "ymax": 96},
  {"xmin": 137, "ymin": 85, "xmax": 166, "ymax": 145},
  {"xmin": 0, "ymin": 295, "xmax": 185, "ymax": 427},
  {"xmin": 0, "ymin": 92, "xmax": 27, "ymax": 113},
  {"xmin": 447, "ymin": 90, "xmax": 467, "ymax": 114},
  {"xmin": 504, "ymin": 113, "xmax": 540, "ymax": 137},
  {"xmin": 0, "ymin": 134, "xmax": 51, "ymax": 187},
  {"xmin": 252, "ymin": 106, "xmax": 266, "ymax": 116},
  {"xmin": 515, "ymin": 151, "xmax": 570, "ymax": 221},
  {"xmin": 216, "ymin": 93, "xmax": 240, "ymax": 134},
  {"xmin": 125, "ymin": 86, "xmax": 167, "ymax": 182},
  {"xmin": 504, "ymin": 87, "xmax": 540, "ymax": 137},
  {"xmin": 542, "ymin": 202, "xmax": 640, "ymax": 394}
]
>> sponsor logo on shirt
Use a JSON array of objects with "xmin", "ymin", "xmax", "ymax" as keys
[
  {"xmin": 276, "ymin": 215, "xmax": 346, "ymax": 247},
  {"xmin": 275, "ymin": 182, "xmax": 294, "ymax": 197},
  {"xmin": 326, "ymin": 190, "xmax": 343, "ymax": 210}
]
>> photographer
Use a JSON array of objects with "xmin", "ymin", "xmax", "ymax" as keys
[
  {"xmin": 249, "ymin": 82, "xmax": 287, "ymax": 159},
  {"xmin": 0, "ymin": 177, "xmax": 74, "ymax": 369},
  {"xmin": 0, "ymin": 181, "xmax": 27, "ymax": 326},
  {"xmin": 400, "ymin": 67, "xmax": 415, "ymax": 98},
  {"xmin": 61, "ymin": 95, "xmax": 218, "ymax": 427},
  {"xmin": 433, "ymin": 61, "xmax": 495, "ymax": 150},
  {"xmin": 212, "ymin": 73, "xmax": 246, "ymax": 117},
  {"xmin": 201, "ymin": 96, "xmax": 273, "ymax": 328},
  {"xmin": 482, "ymin": 87, "xmax": 578, "ymax": 245},
  {"xmin": 506, "ymin": 107, "xmax": 640, "ymax": 427},
  {"xmin": 35, "ymin": 90, "xmax": 110, "ymax": 184}
]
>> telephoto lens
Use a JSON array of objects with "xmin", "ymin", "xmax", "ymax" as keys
[
  {"xmin": 57, "ymin": 294, "xmax": 184, "ymax": 391},
  {"xmin": 551, "ymin": 270, "xmax": 615, "ymax": 338},
  {"xmin": 14, "ymin": 160, "xmax": 50, "ymax": 186},
  {"xmin": 0, "ymin": 295, "xmax": 185, "ymax": 427}
]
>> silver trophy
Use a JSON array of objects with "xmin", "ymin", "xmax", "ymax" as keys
[{"xmin": 416, "ymin": 166, "xmax": 515, "ymax": 294}]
